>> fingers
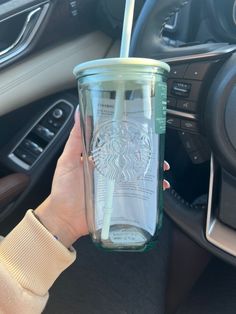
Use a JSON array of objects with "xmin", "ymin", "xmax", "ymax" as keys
[
  {"xmin": 60, "ymin": 106, "xmax": 82, "ymax": 158},
  {"xmin": 163, "ymin": 161, "xmax": 170, "ymax": 190},
  {"xmin": 56, "ymin": 106, "xmax": 83, "ymax": 174}
]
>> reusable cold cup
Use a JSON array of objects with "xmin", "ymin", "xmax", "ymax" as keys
[{"xmin": 74, "ymin": 57, "xmax": 170, "ymax": 252}]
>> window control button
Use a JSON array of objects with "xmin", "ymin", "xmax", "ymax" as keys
[
  {"xmin": 8, "ymin": 100, "xmax": 74, "ymax": 170},
  {"xmin": 22, "ymin": 139, "xmax": 43, "ymax": 155},
  {"xmin": 14, "ymin": 148, "xmax": 36, "ymax": 165},
  {"xmin": 35, "ymin": 125, "xmax": 55, "ymax": 140}
]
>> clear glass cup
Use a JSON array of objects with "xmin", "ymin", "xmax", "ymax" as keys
[{"xmin": 74, "ymin": 58, "xmax": 170, "ymax": 252}]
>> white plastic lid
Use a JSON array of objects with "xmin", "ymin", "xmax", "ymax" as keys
[{"xmin": 73, "ymin": 57, "xmax": 170, "ymax": 77}]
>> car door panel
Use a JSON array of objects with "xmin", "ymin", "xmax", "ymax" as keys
[
  {"xmin": 0, "ymin": 92, "xmax": 78, "ymax": 229},
  {"xmin": 0, "ymin": 32, "xmax": 112, "ymax": 116},
  {"xmin": 0, "ymin": 0, "xmax": 115, "ymax": 230}
]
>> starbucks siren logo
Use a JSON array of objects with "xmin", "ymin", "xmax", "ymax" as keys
[{"xmin": 91, "ymin": 121, "xmax": 152, "ymax": 182}]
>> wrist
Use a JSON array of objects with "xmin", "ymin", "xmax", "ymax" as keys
[
  {"xmin": 35, "ymin": 210, "xmax": 77, "ymax": 248},
  {"xmin": 34, "ymin": 200, "xmax": 79, "ymax": 248}
]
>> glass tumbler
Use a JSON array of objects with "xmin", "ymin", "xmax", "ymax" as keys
[{"xmin": 74, "ymin": 58, "xmax": 170, "ymax": 251}]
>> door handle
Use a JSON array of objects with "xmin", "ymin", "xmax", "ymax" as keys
[{"xmin": 0, "ymin": 2, "xmax": 50, "ymax": 66}]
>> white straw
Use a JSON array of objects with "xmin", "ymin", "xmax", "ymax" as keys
[
  {"xmin": 101, "ymin": 0, "xmax": 136, "ymax": 241},
  {"xmin": 120, "ymin": 0, "xmax": 136, "ymax": 58},
  {"xmin": 101, "ymin": 180, "xmax": 115, "ymax": 240},
  {"xmin": 101, "ymin": 84, "xmax": 125, "ymax": 240}
]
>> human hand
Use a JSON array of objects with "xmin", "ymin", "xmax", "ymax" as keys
[
  {"xmin": 35, "ymin": 108, "xmax": 170, "ymax": 248},
  {"xmin": 35, "ymin": 108, "xmax": 87, "ymax": 248}
]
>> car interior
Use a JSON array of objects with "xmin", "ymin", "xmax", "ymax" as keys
[{"xmin": 1, "ymin": 0, "xmax": 236, "ymax": 313}]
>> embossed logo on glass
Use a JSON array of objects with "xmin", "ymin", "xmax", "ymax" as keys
[{"xmin": 91, "ymin": 121, "xmax": 152, "ymax": 181}]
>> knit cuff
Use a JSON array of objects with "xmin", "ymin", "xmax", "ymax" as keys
[{"xmin": 0, "ymin": 210, "xmax": 76, "ymax": 296}]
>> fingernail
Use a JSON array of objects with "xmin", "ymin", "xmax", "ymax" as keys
[
  {"xmin": 74, "ymin": 104, "xmax": 80, "ymax": 122},
  {"xmin": 163, "ymin": 180, "xmax": 170, "ymax": 191},
  {"xmin": 164, "ymin": 161, "xmax": 170, "ymax": 171}
]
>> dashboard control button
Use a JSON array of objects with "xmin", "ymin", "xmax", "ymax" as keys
[
  {"xmin": 167, "ymin": 97, "xmax": 177, "ymax": 109},
  {"xmin": 181, "ymin": 120, "xmax": 198, "ymax": 132},
  {"xmin": 177, "ymin": 100, "xmax": 197, "ymax": 112},
  {"xmin": 169, "ymin": 64, "xmax": 188, "ymax": 78},
  {"xmin": 184, "ymin": 62, "xmax": 210, "ymax": 80},
  {"xmin": 168, "ymin": 79, "xmax": 202, "ymax": 101},
  {"xmin": 171, "ymin": 81, "xmax": 191, "ymax": 97},
  {"xmin": 179, "ymin": 131, "xmax": 211, "ymax": 163},
  {"xmin": 189, "ymin": 151, "xmax": 206, "ymax": 164},
  {"xmin": 166, "ymin": 116, "xmax": 181, "ymax": 128},
  {"xmin": 52, "ymin": 108, "xmax": 63, "ymax": 119},
  {"xmin": 179, "ymin": 131, "xmax": 199, "ymax": 152}
]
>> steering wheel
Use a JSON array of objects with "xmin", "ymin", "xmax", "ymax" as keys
[{"xmin": 130, "ymin": 0, "xmax": 236, "ymax": 264}]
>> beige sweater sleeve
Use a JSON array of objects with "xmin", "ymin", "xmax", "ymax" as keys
[{"xmin": 0, "ymin": 210, "xmax": 76, "ymax": 314}]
